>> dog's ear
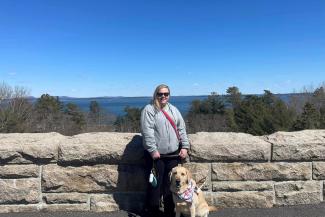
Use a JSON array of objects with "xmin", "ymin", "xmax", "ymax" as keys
[{"xmin": 186, "ymin": 168, "xmax": 192, "ymax": 184}]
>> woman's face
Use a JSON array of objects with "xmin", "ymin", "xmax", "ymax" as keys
[{"xmin": 156, "ymin": 87, "xmax": 170, "ymax": 107}]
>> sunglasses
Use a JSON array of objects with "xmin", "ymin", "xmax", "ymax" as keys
[{"xmin": 157, "ymin": 92, "xmax": 170, "ymax": 97}]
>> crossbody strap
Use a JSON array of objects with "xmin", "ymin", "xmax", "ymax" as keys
[{"xmin": 161, "ymin": 109, "xmax": 181, "ymax": 142}]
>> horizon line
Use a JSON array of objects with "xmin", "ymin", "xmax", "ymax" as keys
[{"xmin": 27, "ymin": 92, "xmax": 305, "ymax": 99}]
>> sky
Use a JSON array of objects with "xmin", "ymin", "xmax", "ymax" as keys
[{"xmin": 0, "ymin": 0, "xmax": 324, "ymax": 97}]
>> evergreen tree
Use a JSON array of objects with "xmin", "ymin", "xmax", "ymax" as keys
[
  {"xmin": 312, "ymin": 87, "xmax": 325, "ymax": 107},
  {"xmin": 85, "ymin": 100, "xmax": 116, "ymax": 132},
  {"xmin": 293, "ymin": 102, "xmax": 320, "ymax": 130},
  {"xmin": 114, "ymin": 106, "xmax": 141, "ymax": 132},
  {"xmin": 271, "ymin": 99, "xmax": 296, "ymax": 131},
  {"xmin": 225, "ymin": 109, "xmax": 238, "ymax": 132},
  {"xmin": 207, "ymin": 93, "xmax": 225, "ymax": 114},
  {"xmin": 188, "ymin": 93, "xmax": 225, "ymax": 115},
  {"xmin": 226, "ymin": 86, "xmax": 241, "ymax": 108},
  {"xmin": 320, "ymin": 107, "xmax": 325, "ymax": 128},
  {"xmin": 188, "ymin": 100, "xmax": 201, "ymax": 115},
  {"xmin": 186, "ymin": 92, "xmax": 228, "ymax": 133},
  {"xmin": 88, "ymin": 100, "xmax": 101, "ymax": 125},
  {"xmin": 32, "ymin": 94, "xmax": 64, "ymax": 132},
  {"xmin": 262, "ymin": 90, "xmax": 296, "ymax": 131},
  {"xmin": 90, "ymin": 100, "xmax": 100, "ymax": 114},
  {"xmin": 34, "ymin": 94, "xmax": 63, "ymax": 119},
  {"xmin": 225, "ymin": 86, "xmax": 242, "ymax": 131},
  {"xmin": 234, "ymin": 95, "xmax": 274, "ymax": 135},
  {"xmin": 232, "ymin": 90, "xmax": 297, "ymax": 135},
  {"xmin": 65, "ymin": 103, "xmax": 86, "ymax": 130},
  {"xmin": 312, "ymin": 86, "xmax": 325, "ymax": 129}
]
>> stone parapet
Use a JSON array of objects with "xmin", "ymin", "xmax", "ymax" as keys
[
  {"xmin": 41, "ymin": 164, "xmax": 146, "ymax": 193},
  {"xmin": 211, "ymin": 162, "xmax": 311, "ymax": 181},
  {"xmin": 0, "ymin": 133, "xmax": 64, "ymax": 164},
  {"xmin": 274, "ymin": 181, "xmax": 322, "ymax": 206},
  {"xmin": 0, "ymin": 130, "xmax": 325, "ymax": 213},
  {"xmin": 265, "ymin": 130, "xmax": 325, "ymax": 161},
  {"xmin": 58, "ymin": 133, "xmax": 144, "ymax": 165},
  {"xmin": 189, "ymin": 132, "xmax": 271, "ymax": 162}
]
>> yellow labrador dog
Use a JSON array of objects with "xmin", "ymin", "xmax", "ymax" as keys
[{"xmin": 169, "ymin": 165, "xmax": 218, "ymax": 217}]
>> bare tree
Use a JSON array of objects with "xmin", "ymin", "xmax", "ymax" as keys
[{"xmin": 0, "ymin": 82, "xmax": 32, "ymax": 132}]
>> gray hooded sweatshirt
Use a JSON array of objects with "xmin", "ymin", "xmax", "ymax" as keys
[{"xmin": 140, "ymin": 102, "xmax": 190, "ymax": 154}]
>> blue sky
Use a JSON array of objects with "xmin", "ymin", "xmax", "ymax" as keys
[{"xmin": 0, "ymin": 0, "xmax": 324, "ymax": 97}]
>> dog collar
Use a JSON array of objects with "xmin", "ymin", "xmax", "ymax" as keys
[{"xmin": 177, "ymin": 179, "xmax": 195, "ymax": 203}]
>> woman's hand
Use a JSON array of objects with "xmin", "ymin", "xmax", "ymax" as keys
[
  {"xmin": 150, "ymin": 151, "xmax": 160, "ymax": 160},
  {"xmin": 179, "ymin": 148, "xmax": 188, "ymax": 159}
]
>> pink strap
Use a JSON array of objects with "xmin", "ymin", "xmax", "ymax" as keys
[{"xmin": 161, "ymin": 109, "xmax": 181, "ymax": 142}]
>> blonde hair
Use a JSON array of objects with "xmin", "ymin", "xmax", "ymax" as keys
[{"xmin": 152, "ymin": 84, "xmax": 170, "ymax": 110}]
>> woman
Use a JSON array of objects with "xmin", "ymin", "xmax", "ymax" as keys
[{"xmin": 141, "ymin": 84, "xmax": 190, "ymax": 217}]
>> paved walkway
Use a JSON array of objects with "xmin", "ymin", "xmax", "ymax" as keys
[{"xmin": 1, "ymin": 203, "xmax": 325, "ymax": 217}]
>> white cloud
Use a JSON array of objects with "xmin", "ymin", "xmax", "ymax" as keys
[{"xmin": 193, "ymin": 83, "xmax": 199, "ymax": 87}]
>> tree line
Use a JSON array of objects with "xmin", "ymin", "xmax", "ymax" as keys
[
  {"xmin": 186, "ymin": 85, "xmax": 325, "ymax": 135},
  {"xmin": 1, "ymin": 81, "xmax": 324, "ymax": 136},
  {"xmin": 0, "ymin": 82, "xmax": 115, "ymax": 135},
  {"xmin": 113, "ymin": 84, "xmax": 325, "ymax": 135}
]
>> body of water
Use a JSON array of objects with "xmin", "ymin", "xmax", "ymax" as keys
[
  {"xmin": 59, "ymin": 95, "xmax": 209, "ymax": 116},
  {"xmin": 31, "ymin": 93, "xmax": 295, "ymax": 117}
]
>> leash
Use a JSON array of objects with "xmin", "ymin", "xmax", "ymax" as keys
[{"xmin": 159, "ymin": 154, "xmax": 180, "ymax": 159}]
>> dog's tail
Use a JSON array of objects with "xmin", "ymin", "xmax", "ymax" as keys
[{"xmin": 208, "ymin": 205, "xmax": 220, "ymax": 212}]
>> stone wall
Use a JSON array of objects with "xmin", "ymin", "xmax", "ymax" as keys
[{"xmin": 1, "ymin": 130, "xmax": 325, "ymax": 213}]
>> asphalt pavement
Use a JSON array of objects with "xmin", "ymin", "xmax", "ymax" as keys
[{"xmin": 1, "ymin": 203, "xmax": 325, "ymax": 217}]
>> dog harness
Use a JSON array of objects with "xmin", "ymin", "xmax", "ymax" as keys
[{"xmin": 177, "ymin": 179, "xmax": 197, "ymax": 203}]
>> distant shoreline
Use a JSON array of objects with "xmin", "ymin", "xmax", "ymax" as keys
[
  {"xmin": 26, "ymin": 93, "xmax": 305, "ymax": 100},
  {"xmin": 25, "ymin": 93, "xmax": 304, "ymax": 116}
]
